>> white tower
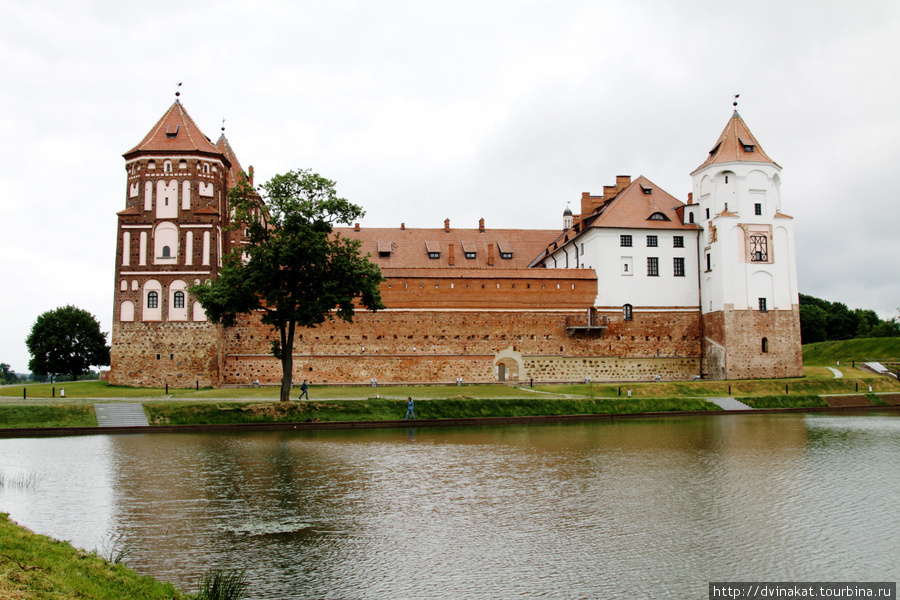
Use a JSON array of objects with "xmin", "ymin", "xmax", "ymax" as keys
[{"xmin": 687, "ymin": 108, "xmax": 802, "ymax": 379}]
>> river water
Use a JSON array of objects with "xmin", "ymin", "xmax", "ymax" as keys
[{"xmin": 1, "ymin": 413, "xmax": 899, "ymax": 599}]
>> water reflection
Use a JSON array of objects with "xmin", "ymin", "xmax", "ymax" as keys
[{"xmin": 2, "ymin": 414, "xmax": 899, "ymax": 599}]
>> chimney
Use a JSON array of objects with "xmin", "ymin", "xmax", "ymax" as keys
[
  {"xmin": 687, "ymin": 192, "xmax": 693, "ymax": 205},
  {"xmin": 400, "ymin": 222, "xmax": 405, "ymax": 230},
  {"xmin": 487, "ymin": 243, "xmax": 495, "ymax": 266},
  {"xmin": 354, "ymin": 223, "xmax": 360, "ymax": 231},
  {"xmin": 580, "ymin": 192, "xmax": 592, "ymax": 215},
  {"xmin": 603, "ymin": 185, "xmax": 618, "ymax": 199},
  {"xmin": 478, "ymin": 218, "xmax": 485, "ymax": 232},
  {"xmin": 615, "ymin": 175, "xmax": 631, "ymax": 190},
  {"xmin": 448, "ymin": 243, "xmax": 455, "ymax": 266},
  {"xmin": 248, "ymin": 166, "xmax": 254, "ymax": 186},
  {"xmin": 444, "ymin": 218, "xmax": 450, "ymax": 233}
]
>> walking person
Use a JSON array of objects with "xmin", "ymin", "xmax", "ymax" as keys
[
  {"xmin": 405, "ymin": 396, "xmax": 415, "ymax": 420},
  {"xmin": 298, "ymin": 380, "xmax": 309, "ymax": 400}
]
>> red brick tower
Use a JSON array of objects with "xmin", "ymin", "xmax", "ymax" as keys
[{"xmin": 109, "ymin": 99, "xmax": 232, "ymax": 387}]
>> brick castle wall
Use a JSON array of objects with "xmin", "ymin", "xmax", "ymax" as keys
[
  {"xmin": 221, "ymin": 307, "xmax": 702, "ymax": 384},
  {"xmin": 701, "ymin": 305, "xmax": 802, "ymax": 380},
  {"xmin": 109, "ymin": 321, "xmax": 224, "ymax": 388}
]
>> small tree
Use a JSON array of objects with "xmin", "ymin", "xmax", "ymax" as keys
[
  {"xmin": 191, "ymin": 169, "xmax": 384, "ymax": 402},
  {"xmin": 25, "ymin": 306, "xmax": 110, "ymax": 381},
  {"xmin": 0, "ymin": 363, "xmax": 18, "ymax": 384}
]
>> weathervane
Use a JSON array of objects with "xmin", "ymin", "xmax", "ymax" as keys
[
  {"xmin": 222, "ymin": 117, "xmax": 226, "ymax": 133},
  {"xmin": 176, "ymin": 82, "xmax": 182, "ymax": 98},
  {"xmin": 733, "ymin": 93, "xmax": 740, "ymax": 108}
]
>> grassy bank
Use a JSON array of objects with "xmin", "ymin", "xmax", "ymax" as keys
[
  {"xmin": 145, "ymin": 397, "xmax": 722, "ymax": 425},
  {"xmin": 0, "ymin": 404, "xmax": 96, "ymax": 428},
  {"xmin": 802, "ymin": 337, "xmax": 900, "ymax": 366},
  {"xmin": 0, "ymin": 513, "xmax": 191, "ymax": 599}
]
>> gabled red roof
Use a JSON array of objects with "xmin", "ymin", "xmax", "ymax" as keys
[
  {"xmin": 692, "ymin": 110, "xmax": 778, "ymax": 173},
  {"xmin": 124, "ymin": 101, "xmax": 223, "ymax": 158},
  {"xmin": 584, "ymin": 175, "xmax": 690, "ymax": 231},
  {"xmin": 216, "ymin": 134, "xmax": 246, "ymax": 189}
]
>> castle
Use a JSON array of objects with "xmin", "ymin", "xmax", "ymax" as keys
[{"xmin": 109, "ymin": 99, "xmax": 802, "ymax": 387}]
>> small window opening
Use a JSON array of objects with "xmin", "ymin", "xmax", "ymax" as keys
[
  {"xmin": 759, "ymin": 298, "xmax": 767, "ymax": 312},
  {"xmin": 755, "ymin": 203, "xmax": 762, "ymax": 216},
  {"xmin": 623, "ymin": 304, "xmax": 633, "ymax": 321},
  {"xmin": 762, "ymin": 337, "xmax": 769, "ymax": 353}
]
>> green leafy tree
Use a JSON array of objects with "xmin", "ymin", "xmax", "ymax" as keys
[
  {"xmin": 191, "ymin": 169, "xmax": 384, "ymax": 402},
  {"xmin": 799, "ymin": 302, "xmax": 828, "ymax": 344},
  {"xmin": 0, "ymin": 363, "xmax": 18, "ymax": 384},
  {"xmin": 25, "ymin": 306, "xmax": 110, "ymax": 381}
]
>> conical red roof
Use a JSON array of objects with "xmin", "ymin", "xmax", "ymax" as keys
[
  {"xmin": 692, "ymin": 111, "xmax": 778, "ymax": 173},
  {"xmin": 124, "ymin": 101, "xmax": 223, "ymax": 158}
]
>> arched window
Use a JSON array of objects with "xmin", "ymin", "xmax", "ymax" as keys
[
  {"xmin": 147, "ymin": 160, "xmax": 156, "ymax": 170},
  {"xmin": 202, "ymin": 163, "xmax": 210, "ymax": 174},
  {"xmin": 147, "ymin": 291, "xmax": 159, "ymax": 308},
  {"xmin": 174, "ymin": 291, "xmax": 185, "ymax": 309},
  {"xmin": 623, "ymin": 304, "xmax": 633, "ymax": 321},
  {"xmin": 162, "ymin": 245, "xmax": 171, "ymax": 258},
  {"xmin": 163, "ymin": 160, "xmax": 173, "ymax": 173},
  {"xmin": 178, "ymin": 159, "xmax": 187, "ymax": 170},
  {"xmin": 762, "ymin": 337, "xmax": 769, "ymax": 353}
]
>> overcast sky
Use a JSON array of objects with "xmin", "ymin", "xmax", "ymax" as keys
[{"xmin": 1, "ymin": 0, "xmax": 898, "ymax": 373}]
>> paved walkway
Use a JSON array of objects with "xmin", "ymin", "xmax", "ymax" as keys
[
  {"xmin": 827, "ymin": 367, "xmax": 843, "ymax": 378},
  {"xmin": 706, "ymin": 397, "xmax": 753, "ymax": 410},
  {"xmin": 93, "ymin": 403, "xmax": 150, "ymax": 427}
]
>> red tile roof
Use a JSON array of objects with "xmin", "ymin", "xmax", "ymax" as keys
[
  {"xmin": 124, "ymin": 101, "xmax": 224, "ymax": 159},
  {"xmin": 692, "ymin": 110, "xmax": 778, "ymax": 173},
  {"xmin": 334, "ymin": 225, "xmax": 562, "ymax": 270},
  {"xmin": 216, "ymin": 134, "xmax": 246, "ymax": 189}
]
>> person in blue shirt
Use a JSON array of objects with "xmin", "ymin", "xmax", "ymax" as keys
[
  {"xmin": 405, "ymin": 397, "xmax": 415, "ymax": 420},
  {"xmin": 298, "ymin": 380, "xmax": 309, "ymax": 400}
]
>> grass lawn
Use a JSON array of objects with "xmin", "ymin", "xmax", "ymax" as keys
[
  {"xmin": 0, "ymin": 513, "xmax": 191, "ymax": 599},
  {"xmin": 0, "ymin": 405, "xmax": 96, "ymax": 428}
]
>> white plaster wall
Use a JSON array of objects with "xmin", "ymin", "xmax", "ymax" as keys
[
  {"xmin": 156, "ymin": 180, "xmax": 178, "ymax": 219},
  {"xmin": 168, "ymin": 280, "xmax": 188, "ymax": 321},
  {"xmin": 182, "ymin": 180, "xmax": 191, "ymax": 210},
  {"xmin": 693, "ymin": 160, "xmax": 797, "ymax": 315},
  {"xmin": 546, "ymin": 227, "xmax": 699, "ymax": 308},
  {"xmin": 121, "ymin": 231, "xmax": 130, "ymax": 266},
  {"xmin": 153, "ymin": 222, "xmax": 178, "ymax": 265},
  {"xmin": 142, "ymin": 279, "xmax": 162, "ymax": 321}
]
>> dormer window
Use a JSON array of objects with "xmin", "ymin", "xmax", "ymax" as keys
[
  {"xmin": 425, "ymin": 240, "xmax": 441, "ymax": 259},
  {"xmin": 739, "ymin": 138, "xmax": 755, "ymax": 152},
  {"xmin": 640, "ymin": 184, "xmax": 653, "ymax": 194},
  {"xmin": 165, "ymin": 125, "xmax": 180, "ymax": 138},
  {"xmin": 377, "ymin": 241, "xmax": 392, "ymax": 258},
  {"xmin": 462, "ymin": 241, "xmax": 477, "ymax": 259},
  {"xmin": 647, "ymin": 212, "xmax": 669, "ymax": 221},
  {"xmin": 497, "ymin": 241, "xmax": 513, "ymax": 260},
  {"xmin": 709, "ymin": 142, "xmax": 722, "ymax": 157}
]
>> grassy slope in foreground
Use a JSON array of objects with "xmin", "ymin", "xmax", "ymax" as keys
[
  {"xmin": 144, "ymin": 397, "xmax": 721, "ymax": 425},
  {"xmin": 802, "ymin": 337, "xmax": 900, "ymax": 366},
  {"xmin": 0, "ymin": 513, "xmax": 191, "ymax": 600}
]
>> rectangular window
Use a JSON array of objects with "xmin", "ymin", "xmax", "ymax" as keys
[
  {"xmin": 647, "ymin": 257, "xmax": 659, "ymax": 276},
  {"xmin": 646, "ymin": 235, "xmax": 657, "ymax": 247},
  {"xmin": 755, "ymin": 203, "xmax": 762, "ymax": 216},
  {"xmin": 706, "ymin": 253, "xmax": 711, "ymax": 271},
  {"xmin": 689, "ymin": 212, "xmax": 695, "ymax": 224},
  {"xmin": 464, "ymin": 252, "xmax": 476, "ymax": 259},
  {"xmin": 706, "ymin": 208, "xmax": 710, "ymax": 219},
  {"xmin": 759, "ymin": 298, "xmax": 768, "ymax": 312},
  {"xmin": 673, "ymin": 236, "xmax": 684, "ymax": 248},
  {"xmin": 620, "ymin": 235, "xmax": 632, "ymax": 247},
  {"xmin": 673, "ymin": 257, "xmax": 685, "ymax": 277},
  {"xmin": 750, "ymin": 234, "xmax": 768, "ymax": 261}
]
